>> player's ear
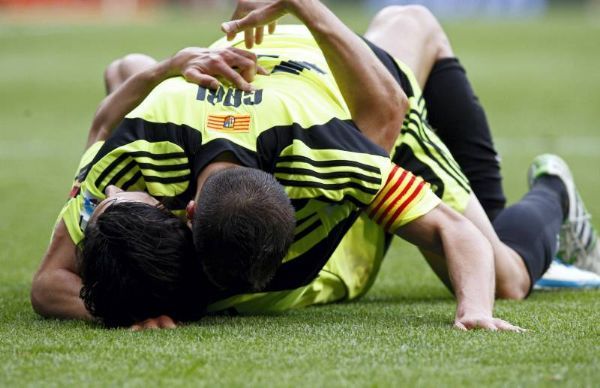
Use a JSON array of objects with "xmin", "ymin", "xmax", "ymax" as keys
[{"xmin": 186, "ymin": 200, "xmax": 196, "ymax": 228}]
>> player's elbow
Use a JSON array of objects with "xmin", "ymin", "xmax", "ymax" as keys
[
  {"xmin": 496, "ymin": 283, "xmax": 528, "ymax": 301},
  {"xmin": 496, "ymin": 285, "xmax": 529, "ymax": 300},
  {"xmin": 30, "ymin": 271, "xmax": 63, "ymax": 318},
  {"xmin": 372, "ymin": 91, "xmax": 408, "ymax": 152},
  {"xmin": 30, "ymin": 274, "xmax": 50, "ymax": 317}
]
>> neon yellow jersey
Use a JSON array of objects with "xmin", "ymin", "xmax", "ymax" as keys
[{"xmin": 58, "ymin": 25, "xmax": 440, "ymax": 295}]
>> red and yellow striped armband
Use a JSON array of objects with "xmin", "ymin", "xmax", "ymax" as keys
[{"xmin": 367, "ymin": 164, "xmax": 442, "ymax": 233}]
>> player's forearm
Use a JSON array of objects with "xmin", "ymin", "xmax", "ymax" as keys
[
  {"xmin": 31, "ymin": 269, "xmax": 92, "ymax": 321},
  {"xmin": 87, "ymin": 59, "xmax": 174, "ymax": 148},
  {"xmin": 292, "ymin": 0, "xmax": 408, "ymax": 152},
  {"xmin": 439, "ymin": 211, "xmax": 496, "ymax": 320}
]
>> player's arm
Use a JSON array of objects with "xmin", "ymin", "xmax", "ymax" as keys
[
  {"xmin": 87, "ymin": 47, "xmax": 268, "ymax": 148},
  {"xmin": 31, "ymin": 223, "xmax": 179, "ymax": 329},
  {"xmin": 397, "ymin": 204, "xmax": 517, "ymax": 331},
  {"xmin": 222, "ymin": 0, "xmax": 408, "ymax": 153},
  {"xmin": 31, "ymin": 220, "xmax": 91, "ymax": 320},
  {"xmin": 366, "ymin": 165, "xmax": 524, "ymax": 332}
]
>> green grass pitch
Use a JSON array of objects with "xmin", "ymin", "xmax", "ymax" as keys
[{"xmin": 1, "ymin": 6, "xmax": 599, "ymax": 387}]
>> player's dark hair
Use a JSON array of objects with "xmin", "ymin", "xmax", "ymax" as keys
[
  {"xmin": 79, "ymin": 202, "xmax": 203, "ymax": 328},
  {"xmin": 192, "ymin": 167, "xmax": 295, "ymax": 292}
]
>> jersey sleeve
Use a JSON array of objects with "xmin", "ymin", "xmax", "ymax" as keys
[
  {"xmin": 366, "ymin": 164, "xmax": 441, "ymax": 233},
  {"xmin": 54, "ymin": 141, "xmax": 105, "ymax": 245}
]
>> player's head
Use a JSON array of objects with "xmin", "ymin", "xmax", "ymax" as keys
[
  {"xmin": 192, "ymin": 167, "xmax": 295, "ymax": 292},
  {"xmin": 79, "ymin": 189, "xmax": 202, "ymax": 327}
]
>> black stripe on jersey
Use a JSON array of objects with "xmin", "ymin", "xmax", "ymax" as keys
[
  {"xmin": 95, "ymin": 154, "xmax": 129, "ymax": 188},
  {"xmin": 272, "ymin": 60, "xmax": 325, "ymax": 76},
  {"xmin": 276, "ymin": 155, "xmax": 380, "ymax": 174},
  {"xmin": 86, "ymin": 119, "xmax": 202, "ymax": 182},
  {"xmin": 277, "ymin": 178, "xmax": 379, "ymax": 201},
  {"xmin": 257, "ymin": 118, "xmax": 387, "ymax": 174},
  {"xmin": 95, "ymin": 153, "xmax": 189, "ymax": 191},
  {"xmin": 296, "ymin": 212, "xmax": 317, "ymax": 226},
  {"xmin": 275, "ymin": 166, "xmax": 381, "ymax": 185},
  {"xmin": 121, "ymin": 171, "xmax": 143, "ymax": 191},
  {"xmin": 272, "ymin": 62, "xmax": 303, "ymax": 75},
  {"xmin": 264, "ymin": 211, "xmax": 362, "ymax": 291},
  {"xmin": 392, "ymin": 143, "xmax": 445, "ymax": 199},
  {"xmin": 144, "ymin": 174, "xmax": 191, "ymax": 184},
  {"xmin": 299, "ymin": 61, "xmax": 326, "ymax": 75},
  {"xmin": 106, "ymin": 160, "xmax": 137, "ymax": 189},
  {"xmin": 293, "ymin": 219, "xmax": 323, "ymax": 242},
  {"xmin": 137, "ymin": 162, "xmax": 189, "ymax": 172},
  {"xmin": 400, "ymin": 128, "xmax": 470, "ymax": 193},
  {"xmin": 406, "ymin": 114, "xmax": 470, "ymax": 189},
  {"xmin": 75, "ymin": 161, "xmax": 93, "ymax": 182},
  {"xmin": 127, "ymin": 150, "xmax": 187, "ymax": 160},
  {"xmin": 293, "ymin": 194, "xmax": 367, "ymax": 208}
]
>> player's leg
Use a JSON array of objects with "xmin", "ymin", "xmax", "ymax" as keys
[
  {"xmin": 416, "ymin": 186, "xmax": 562, "ymax": 299},
  {"xmin": 104, "ymin": 53, "xmax": 158, "ymax": 95},
  {"xmin": 366, "ymin": 9, "xmax": 583, "ymax": 294},
  {"xmin": 364, "ymin": 5, "xmax": 553, "ymax": 299},
  {"xmin": 365, "ymin": 5, "xmax": 505, "ymax": 221},
  {"xmin": 364, "ymin": 5, "xmax": 447, "ymax": 90}
]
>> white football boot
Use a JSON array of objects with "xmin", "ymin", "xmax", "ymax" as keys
[
  {"xmin": 528, "ymin": 154, "xmax": 600, "ymax": 275},
  {"xmin": 535, "ymin": 259, "xmax": 600, "ymax": 289}
]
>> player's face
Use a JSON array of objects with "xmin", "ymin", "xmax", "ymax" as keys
[{"xmin": 91, "ymin": 185, "xmax": 161, "ymax": 220}]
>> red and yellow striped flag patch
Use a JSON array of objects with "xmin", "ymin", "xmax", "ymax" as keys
[
  {"xmin": 206, "ymin": 114, "xmax": 251, "ymax": 132},
  {"xmin": 367, "ymin": 164, "xmax": 427, "ymax": 233}
]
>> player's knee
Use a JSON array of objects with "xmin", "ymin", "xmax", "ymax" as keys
[
  {"xmin": 103, "ymin": 59, "xmax": 122, "ymax": 94},
  {"xmin": 373, "ymin": 4, "xmax": 436, "ymax": 28},
  {"xmin": 496, "ymin": 281, "xmax": 529, "ymax": 301},
  {"xmin": 401, "ymin": 6, "xmax": 452, "ymax": 59},
  {"xmin": 104, "ymin": 54, "xmax": 156, "ymax": 94},
  {"xmin": 118, "ymin": 53, "xmax": 156, "ymax": 72},
  {"xmin": 372, "ymin": 5, "xmax": 451, "ymax": 58}
]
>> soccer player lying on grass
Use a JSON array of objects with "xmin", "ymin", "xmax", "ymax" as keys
[{"xmin": 31, "ymin": 0, "xmax": 598, "ymax": 330}]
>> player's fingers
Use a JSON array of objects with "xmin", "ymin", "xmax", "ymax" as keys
[
  {"xmin": 454, "ymin": 321, "xmax": 468, "ymax": 331},
  {"xmin": 157, "ymin": 315, "xmax": 177, "ymax": 329},
  {"xmin": 228, "ymin": 47, "xmax": 257, "ymax": 61},
  {"xmin": 226, "ymin": 48, "xmax": 268, "ymax": 76},
  {"xmin": 183, "ymin": 69, "xmax": 220, "ymax": 90},
  {"xmin": 142, "ymin": 320, "xmax": 160, "ymax": 330},
  {"xmin": 255, "ymin": 26, "xmax": 265, "ymax": 46},
  {"xmin": 494, "ymin": 319, "xmax": 527, "ymax": 333},
  {"xmin": 130, "ymin": 324, "xmax": 142, "ymax": 331},
  {"xmin": 225, "ymin": 52, "xmax": 258, "ymax": 82},
  {"xmin": 214, "ymin": 62, "xmax": 253, "ymax": 91},
  {"xmin": 257, "ymin": 65, "xmax": 269, "ymax": 75},
  {"xmin": 244, "ymin": 29, "xmax": 254, "ymax": 49},
  {"xmin": 477, "ymin": 319, "xmax": 498, "ymax": 331},
  {"xmin": 221, "ymin": 4, "xmax": 284, "ymax": 37},
  {"xmin": 268, "ymin": 21, "xmax": 277, "ymax": 34}
]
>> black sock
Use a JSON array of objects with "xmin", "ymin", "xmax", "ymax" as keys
[
  {"xmin": 533, "ymin": 175, "xmax": 569, "ymax": 217},
  {"xmin": 424, "ymin": 58, "xmax": 506, "ymax": 221},
  {"xmin": 493, "ymin": 180, "xmax": 565, "ymax": 287}
]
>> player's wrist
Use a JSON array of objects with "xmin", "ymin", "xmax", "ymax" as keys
[
  {"xmin": 287, "ymin": 0, "xmax": 322, "ymax": 22},
  {"xmin": 455, "ymin": 303, "xmax": 493, "ymax": 321}
]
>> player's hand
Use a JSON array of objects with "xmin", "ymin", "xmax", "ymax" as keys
[
  {"xmin": 130, "ymin": 315, "xmax": 178, "ymax": 331},
  {"xmin": 225, "ymin": 0, "xmax": 283, "ymax": 48},
  {"xmin": 169, "ymin": 47, "xmax": 268, "ymax": 92},
  {"xmin": 454, "ymin": 314, "xmax": 526, "ymax": 332}
]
